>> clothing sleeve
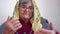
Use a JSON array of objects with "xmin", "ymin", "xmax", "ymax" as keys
[
  {"xmin": 0, "ymin": 23, "xmax": 17, "ymax": 34},
  {"xmin": 41, "ymin": 17, "xmax": 50, "ymax": 30},
  {"xmin": 0, "ymin": 23, "xmax": 5, "ymax": 34},
  {"xmin": 41, "ymin": 17, "xmax": 60, "ymax": 34}
]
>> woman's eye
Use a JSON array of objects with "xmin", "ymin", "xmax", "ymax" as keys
[
  {"xmin": 21, "ymin": 6, "xmax": 25, "ymax": 8},
  {"xmin": 29, "ymin": 7, "xmax": 34, "ymax": 10},
  {"xmin": 20, "ymin": 5, "xmax": 26, "ymax": 8}
]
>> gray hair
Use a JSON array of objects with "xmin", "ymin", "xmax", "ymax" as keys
[{"xmin": 19, "ymin": 0, "xmax": 31, "ymax": 3}]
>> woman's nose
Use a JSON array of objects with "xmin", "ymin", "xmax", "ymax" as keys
[{"xmin": 25, "ymin": 8, "xmax": 29, "ymax": 12}]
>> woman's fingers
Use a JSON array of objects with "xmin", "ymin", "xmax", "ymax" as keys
[
  {"xmin": 36, "ymin": 22, "xmax": 55, "ymax": 34},
  {"xmin": 12, "ymin": 20, "xmax": 22, "ymax": 31},
  {"xmin": 39, "ymin": 29, "xmax": 51, "ymax": 34},
  {"xmin": 9, "ymin": 18, "xmax": 22, "ymax": 32},
  {"xmin": 49, "ymin": 22, "xmax": 54, "ymax": 30},
  {"xmin": 4, "ymin": 16, "xmax": 22, "ymax": 33},
  {"xmin": 15, "ymin": 24, "xmax": 22, "ymax": 31},
  {"xmin": 37, "ymin": 28, "xmax": 55, "ymax": 34},
  {"xmin": 13, "ymin": 21, "xmax": 21, "ymax": 28},
  {"xmin": 7, "ymin": 16, "xmax": 11, "ymax": 21}
]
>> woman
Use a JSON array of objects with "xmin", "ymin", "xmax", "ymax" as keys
[{"xmin": 1, "ymin": 0, "xmax": 59, "ymax": 34}]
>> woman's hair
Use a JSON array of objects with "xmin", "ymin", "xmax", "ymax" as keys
[
  {"xmin": 19, "ymin": 0, "xmax": 31, "ymax": 3},
  {"xmin": 18, "ymin": 0, "xmax": 33, "ymax": 8},
  {"xmin": 13, "ymin": 0, "xmax": 42, "ymax": 34}
]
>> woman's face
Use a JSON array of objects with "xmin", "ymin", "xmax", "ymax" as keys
[{"xmin": 18, "ymin": 1, "xmax": 34, "ymax": 20}]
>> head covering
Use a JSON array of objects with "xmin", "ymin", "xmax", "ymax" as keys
[{"xmin": 13, "ymin": 0, "xmax": 42, "ymax": 34}]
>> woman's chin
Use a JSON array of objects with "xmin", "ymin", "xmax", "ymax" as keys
[
  {"xmin": 24, "ymin": 15, "xmax": 30, "ymax": 19},
  {"xmin": 24, "ymin": 17, "xmax": 30, "ymax": 19}
]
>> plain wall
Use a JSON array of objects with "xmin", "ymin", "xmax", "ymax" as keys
[{"xmin": 0, "ymin": 0, "xmax": 60, "ymax": 32}]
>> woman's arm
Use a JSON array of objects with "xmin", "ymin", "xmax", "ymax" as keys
[{"xmin": 2, "ymin": 16, "xmax": 22, "ymax": 34}]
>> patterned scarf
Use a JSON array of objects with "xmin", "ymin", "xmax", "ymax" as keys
[{"xmin": 13, "ymin": 0, "xmax": 42, "ymax": 34}]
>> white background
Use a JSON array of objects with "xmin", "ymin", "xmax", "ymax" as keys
[{"xmin": 0, "ymin": 0, "xmax": 60, "ymax": 32}]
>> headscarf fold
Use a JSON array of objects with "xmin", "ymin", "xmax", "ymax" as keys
[{"xmin": 13, "ymin": 0, "xmax": 42, "ymax": 34}]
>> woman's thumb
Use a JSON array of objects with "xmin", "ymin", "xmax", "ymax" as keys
[
  {"xmin": 49, "ymin": 22, "xmax": 54, "ymax": 30},
  {"xmin": 7, "ymin": 16, "xmax": 11, "ymax": 21}
]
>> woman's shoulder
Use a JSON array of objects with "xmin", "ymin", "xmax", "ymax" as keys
[
  {"xmin": 41, "ymin": 17, "xmax": 49, "ymax": 23},
  {"xmin": 40, "ymin": 17, "xmax": 50, "ymax": 30},
  {"xmin": 0, "ymin": 23, "xmax": 5, "ymax": 34}
]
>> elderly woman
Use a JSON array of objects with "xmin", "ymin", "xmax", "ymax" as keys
[{"xmin": 0, "ymin": 0, "xmax": 59, "ymax": 34}]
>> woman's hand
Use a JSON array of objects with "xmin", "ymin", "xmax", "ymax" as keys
[
  {"xmin": 36, "ymin": 28, "xmax": 55, "ymax": 34},
  {"xmin": 2, "ymin": 16, "xmax": 22, "ymax": 34},
  {"xmin": 36, "ymin": 22, "xmax": 56, "ymax": 34}
]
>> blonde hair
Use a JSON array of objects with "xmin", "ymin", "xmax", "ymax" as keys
[{"xmin": 13, "ymin": 0, "xmax": 42, "ymax": 34}]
